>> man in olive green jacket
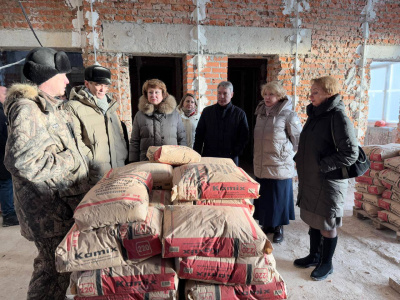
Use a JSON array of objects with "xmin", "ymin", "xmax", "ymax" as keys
[{"xmin": 66, "ymin": 65, "xmax": 128, "ymax": 185}]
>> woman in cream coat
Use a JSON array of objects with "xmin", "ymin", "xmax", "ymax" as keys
[{"xmin": 177, "ymin": 93, "xmax": 200, "ymax": 149}]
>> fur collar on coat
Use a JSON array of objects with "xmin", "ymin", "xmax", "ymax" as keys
[
  {"xmin": 138, "ymin": 94, "xmax": 177, "ymax": 116},
  {"xmin": 4, "ymin": 83, "xmax": 57, "ymax": 115}
]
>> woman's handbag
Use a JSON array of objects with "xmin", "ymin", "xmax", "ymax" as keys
[{"xmin": 330, "ymin": 114, "xmax": 370, "ymax": 179}]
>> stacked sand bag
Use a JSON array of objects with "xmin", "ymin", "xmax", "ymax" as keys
[
  {"xmin": 354, "ymin": 144, "xmax": 400, "ymax": 218},
  {"xmin": 153, "ymin": 146, "xmax": 287, "ymax": 300},
  {"xmin": 56, "ymin": 164, "xmax": 179, "ymax": 299}
]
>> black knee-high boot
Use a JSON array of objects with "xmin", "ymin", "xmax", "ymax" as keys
[
  {"xmin": 310, "ymin": 235, "xmax": 338, "ymax": 281},
  {"xmin": 294, "ymin": 227, "xmax": 321, "ymax": 268}
]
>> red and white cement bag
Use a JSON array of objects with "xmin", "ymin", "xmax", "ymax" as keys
[
  {"xmin": 378, "ymin": 169, "xmax": 400, "ymax": 190},
  {"xmin": 56, "ymin": 224, "xmax": 125, "ymax": 273},
  {"xmin": 147, "ymin": 146, "xmax": 161, "ymax": 162},
  {"xmin": 174, "ymin": 199, "xmax": 255, "ymax": 215},
  {"xmin": 363, "ymin": 202, "xmax": 382, "ymax": 217},
  {"xmin": 363, "ymin": 168, "xmax": 380, "ymax": 178},
  {"xmin": 56, "ymin": 207, "xmax": 163, "ymax": 272},
  {"xmin": 150, "ymin": 190, "xmax": 172, "ymax": 209},
  {"xmin": 363, "ymin": 144, "xmax": 400, "ymax": 162},
  {"xmin": 353, "ymin": 192, "xmax": 379, "ymax": 206},
  {"xmin": 171, "ymin": 164, "xmax": 260, "ymax": 201},
  {"xmin": 152, "ymin": 145, "xmax": 201, "ymax": 165},
  {"xmin": 355, "ymin": 175, "xmax": 383, "ymax": 187},
  {"xmin": 369, "ymin": 161, "xmax": 385, "ymax": 171},
  {"xmin": 119, "ymin": 206, "xmax": 163, "ymax": 264},
  {"xmin": 377, "ymin": 210, "xmax": 400, "ymax": 228},
  {"xmin": 378, "ymin": 198, "xmax": 400, "ymax": 217},
  {"xmin": 185, "ymin": 278, "xmax": 287, "ymax": 300},
  {"xmin": 382, "ymin": 189, "xmax": 400, "ymax": 202},
  {"xmin": 176, "ymin": 254, "xmax": 277, "ymax": 285},
  {"xmin": 199, "ymin": 157, "xmax": 236, "ymax": 166},
  {"xmin": 74, "ymin": 170, "xmax": 152, "ymax": 231},
  {"xmin": 162, "ymin": 206, "xmax": 272, "ymax": 258},
  {"xmin": 125, "ymin": 162, "xmax": 173, "ymax": 190},
  {"xmin": 73, "ymin": 290, "xmax": 177, "ymax": 300},
  {"xmin": 354, "ymin": 199, "xmax": 363, "ymax": 209},
  {"xmin": 384, "ymin": 155, "xmax": 400, "ymax": 173},
  {"xmin": 70, "ymin": 256, "xmax": 178, "ymax": 297},
  {"xmin": 355, "ymin": 183, "xmax": 385, "ymax": 195}
]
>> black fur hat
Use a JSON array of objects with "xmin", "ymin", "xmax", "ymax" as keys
[
  {"xmin": 23, "ymin": 47, "xmax": 71, "ymax": 85},
  {"xmin": 85, "ymin": 65, "xmax": 111, "ymax": 85}
]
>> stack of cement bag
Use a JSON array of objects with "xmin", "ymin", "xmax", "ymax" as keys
[
  {"xmin": 157, "ymin": 146, "xmax": 287, "ymax": 300},
  {"xmin": 354, "ymin": 144, "xmax": 400, "ymax": 221},
  {"xmin": 374, "ymin": 148, "xmax": 400, "ymax": 229},
  {"xmin": 55, "ymin": 163, "xmax": 179, "ymax": 300}
]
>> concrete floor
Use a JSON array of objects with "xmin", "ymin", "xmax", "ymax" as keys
[{"xmin": 0, "ymin": 185, "xmax": 399, "ymax": 300}]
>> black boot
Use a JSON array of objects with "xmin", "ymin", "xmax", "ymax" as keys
[
  {"xmin": 273, "ymin": 226, "xmax": 283, "ymax": 243},
  {"xmin": 294, "ymin": 228, "xmax": 321, "ymax": 268},
  {"xmin": 310, "ymin": 236, "xmax": 338, "ymax": 281}
]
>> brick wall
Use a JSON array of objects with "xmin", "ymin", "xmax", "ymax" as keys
[{"xmin": 1, "ymin": 0, "xmax": 399, "ymax": 141}]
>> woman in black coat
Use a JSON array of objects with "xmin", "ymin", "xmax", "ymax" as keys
[{"xmin": 294, "ymin": 76, "xmax": 358, "ymax": 281}]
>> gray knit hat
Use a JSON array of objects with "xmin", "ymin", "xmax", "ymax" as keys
[{"xmin": 23, "ymin": 47, "xmax": 71, "ymax": 85}]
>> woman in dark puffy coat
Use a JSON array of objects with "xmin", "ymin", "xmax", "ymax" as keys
[
  {"xmin": 129, "ymin": 79, "xmax": 186, "ymax": 162},
  {"xmin": 294, "ymin": 76, "xmax": 358, "ymax": 281},
  {"xmin": 253, "ymin": 81, "xmax": 302, "ymax": 243}
]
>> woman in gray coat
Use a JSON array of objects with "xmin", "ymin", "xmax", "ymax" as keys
[
  {"xmin": 253, "ymin": 81, "xmax": 302, "ymax": 243},
  {"xmin": 294, "ymin": 76, "xmax": 358, "ymax": 281},
  {"xmin": 129, "ymin": 79, "xmax": 186, "ymax": 162}
]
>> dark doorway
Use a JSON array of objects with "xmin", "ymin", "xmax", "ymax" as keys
[
  {"xmin": 129, "ymin": 56, "xmax": 182, "ymax": 119},
  {"xmin": 228, "ymin": 58, "xmax": 267, "ymax": 174}
]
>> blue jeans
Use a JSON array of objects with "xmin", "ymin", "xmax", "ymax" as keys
[{"xmin": 0, "ymin": 178, "xmax": 15, "ymax": 217}]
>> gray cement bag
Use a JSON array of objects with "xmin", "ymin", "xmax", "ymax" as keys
[
  {"xmin": 74, "ymin": 170, "xmax": 152, "ymax": 231},
  {"xmin": 162, "ymin": 206, "xmax": 272, "ymax": 258}
]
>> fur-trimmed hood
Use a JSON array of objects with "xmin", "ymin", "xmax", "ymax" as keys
[
  {"xmin": 4, "ymin": 83, "xmax": 45, "ymax": 115},
  {"xmin": 138, "ymin": 94, "xmax": 177, "ymax": 116}
]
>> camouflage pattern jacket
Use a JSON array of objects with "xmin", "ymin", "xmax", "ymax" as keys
[{"xmin": 4, "ymin": 83, "xmax": 90, "ymax": 241}]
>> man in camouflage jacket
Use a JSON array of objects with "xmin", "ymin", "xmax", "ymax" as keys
[{"xmin": 4, "ymin": 47, "xmax": 90, "ymax": 300}]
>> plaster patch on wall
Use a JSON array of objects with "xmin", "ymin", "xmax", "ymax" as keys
[
  {"xmin": 361, "ymin": 0, "xmax": 380, "ymax": 22},
  {"xmin": 190, "ymin": 54, "xmax": 207, "ymax": 72},
  {"xmin": 192, "ymin": 0, "xmax": 210, "ymax": 22},
  {"xmin": 190, "ymin": 25, "xmax": 207, "ymax": 47},
  {"xmin": 71, "ymin": 1, "xmax": 84, "ymax": 48},
  {"xmin": 85, "ymin": 9, "xmax": 99, "ymax": 50},
  {"xmin": 345, "ymin": 66, "xmax": 357, "ymax": 92}
]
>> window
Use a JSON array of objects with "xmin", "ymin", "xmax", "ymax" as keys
[{"xmin": 368, "ymin": 61, "xmax": 400, "ymax": 124}]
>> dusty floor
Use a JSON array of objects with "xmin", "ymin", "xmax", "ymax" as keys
[{"xmin": 0, "ymin": 185, "xmax": 399, "ymax": 300}]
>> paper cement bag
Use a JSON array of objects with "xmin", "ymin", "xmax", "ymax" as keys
[
  {"xmin": 378, "ymin": 198, "xmax": 400, "ymax": 217},
  {"xmin": 171, "ymin": 164, "xmax": 260, "ymax": 201},
  {"xmin": 153, "ymin": 145, "xmax": 201, "ymax": 165},
  {"xmin": 56, "ymin": 207, "xmax": 163, "ymax": 273},
  {"xmin": 124, "ymin": 162, "xmax": 173, "ymax": 190},
  {"xmin": 185, "ymin": 278, "xmax": 287, "ymax": 300},
  {"xmin": 199, "ymin": 157, "xmax": 236, "ymax": 166},
  {"xmin": 74, "ymin": 170, "xmax": 152, "ymax": 231},
  {"xmin": 176, "ymin": 254, "xmax": 277, "ymax": 285},
  {"xmin": 355, "ymin": 183, "xmax": 385, "ymax": 195},
  {"xmin": 162, "ymin": 206, "xmax": 272, "ymax": 258},
  {"xmin": 174, "ymin": 199, "xmax": 255, "ymax": 216},
  {"xmin": 70, "ymin": 256, "xmax": 178, "ymax": 297},
  {"xmin": 150, "ymin": 190, "xmax": 172, "ymax": 209},
  {"xmin": 363, "ymin": 144, "xmax": 400, "ymax": 162},
  {"xmin": 378, "ymin": 210, "xmax": 400, "ymax": 228},
  {"xmin": 73, "ymin": 290, "xmax": 177, "ymax": 300}
]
